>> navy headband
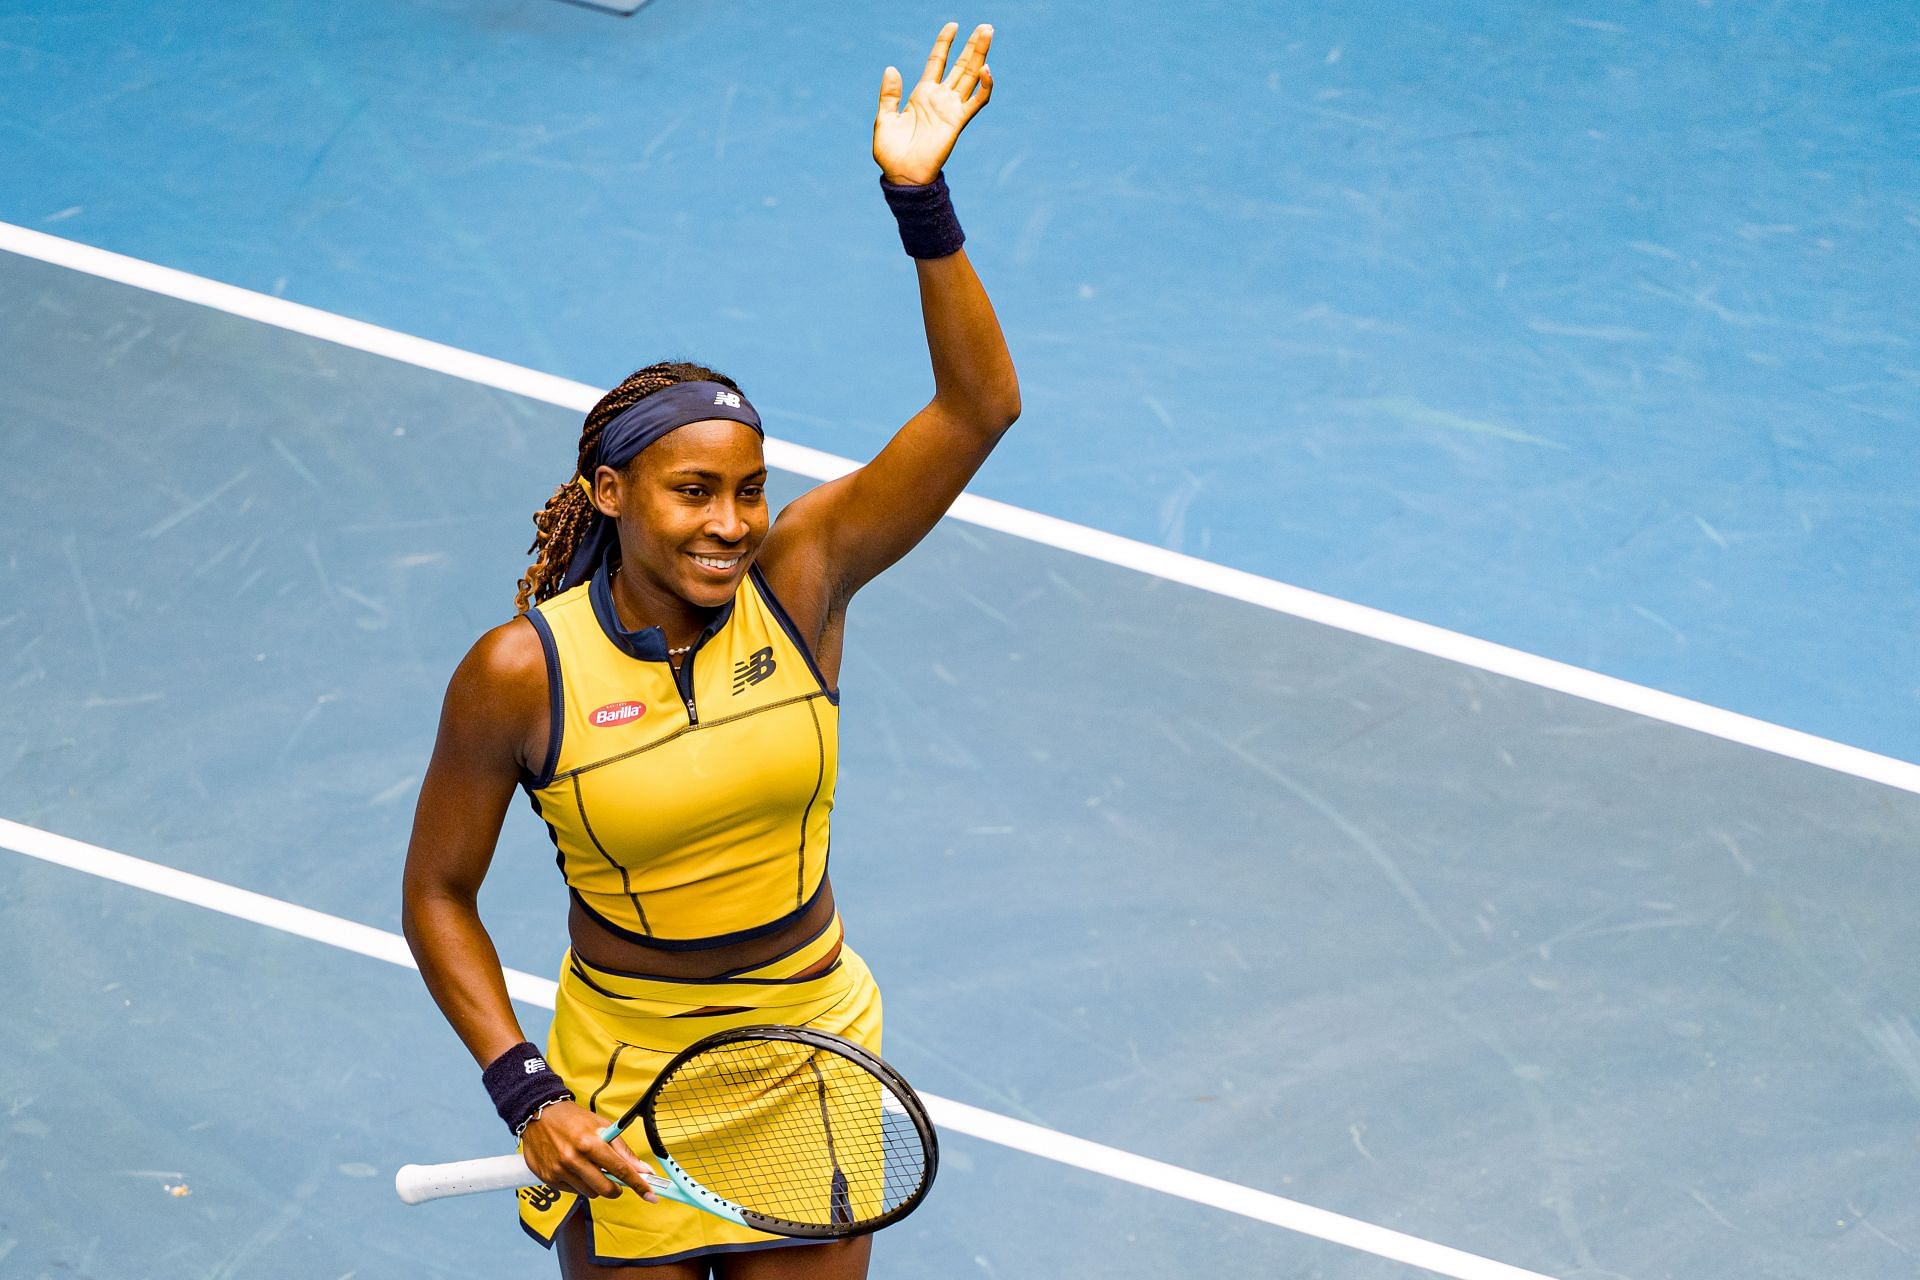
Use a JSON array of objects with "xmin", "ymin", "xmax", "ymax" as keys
[
  {"xmin": 558, "ymin": 380, "xmax": 764, "ymax": 591},
  {"xmin": 589, "ymin": 380, "xmax": 763, "ymax": 475}
]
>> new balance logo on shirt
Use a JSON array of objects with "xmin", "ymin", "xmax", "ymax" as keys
[{"xmin": 733, "ymin": 646, "xmax": 776, "ymax": 694}]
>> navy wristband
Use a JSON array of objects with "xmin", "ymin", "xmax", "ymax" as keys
[
  {"xmin": 881, "ymin": 171, "xmax": 966, "ymax": 259},
  {"xmin": 482, "ymin": 1041, "xmax": 572, "ymax": 1136}
]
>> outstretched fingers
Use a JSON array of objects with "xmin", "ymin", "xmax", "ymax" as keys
[
  {"xmin": 964, "ymin": 62, "xmax": 994, "ymax": 117},
  {"xmin": 919, "ymin": 21, "xmax": 960, "ymax": 87},
  {"xmin": 945, "ymin": 23, "xmax": 993, "ymax": 98},
  {"xmin": 877, "ymin": 64, "xmax": 903, "ymax": 115}
]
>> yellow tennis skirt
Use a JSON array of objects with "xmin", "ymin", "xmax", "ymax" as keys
[{"xmin": 517, "ymin": 914, "xmax": 883, "ymax": 1267}]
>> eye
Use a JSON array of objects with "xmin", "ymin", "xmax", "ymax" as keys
[
  {"xmin": 677, "ymin": 485, "xmax": 708, "ymax": 498},
  {"xmin": 740, "ymin": 485, "xmax": 765, "ymax": 500}
]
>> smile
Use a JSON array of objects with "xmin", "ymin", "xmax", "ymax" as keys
[{"xmin": 690, "ymin": 553, "xmax": 741, "ymax": 571}]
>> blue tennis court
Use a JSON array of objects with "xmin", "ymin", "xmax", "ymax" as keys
[{"xmin": 3, "ymin": 3, "xmax": 1917, "ymax": 1278}]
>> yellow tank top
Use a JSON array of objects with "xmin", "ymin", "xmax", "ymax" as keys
[{"xmin": 521, "ymin": 562, "xmax": 839, "ymax": 951}]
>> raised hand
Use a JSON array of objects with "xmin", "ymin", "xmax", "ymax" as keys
[{"xmin": 873, "ymin": 21, "xmax": 996, "ymax": 186}]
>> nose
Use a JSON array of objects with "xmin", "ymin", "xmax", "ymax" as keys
[{"xmin": 706, "ymin": 498, "xmax": 750, "ymax": 544}]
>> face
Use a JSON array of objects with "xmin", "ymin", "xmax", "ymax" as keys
[{"xmin": 592, "ymin": 419, "xmax": 769, "ymax": 612}]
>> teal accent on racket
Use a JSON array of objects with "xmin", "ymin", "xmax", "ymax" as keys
[{"xmin": 394, "ymin": 1025, "xmax": 937, "ymax": 1240}]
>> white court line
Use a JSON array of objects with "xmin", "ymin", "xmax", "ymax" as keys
[
  {"xmin": 0, "ymin": 817, "xmax": 1558, "ymax": 1280},
  {"xmin": 1, "ymin": 219, "xmax": 1916, "ymax": 796}
]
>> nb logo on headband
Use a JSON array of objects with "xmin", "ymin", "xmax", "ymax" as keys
[{"xmin": 714, "ymin": 391, "xmax": 743, "ymax": 409}]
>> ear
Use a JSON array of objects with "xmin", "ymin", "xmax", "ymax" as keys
[{"xmin": 588, "ymin": 465, "xmax": 623, "ymax": 518}]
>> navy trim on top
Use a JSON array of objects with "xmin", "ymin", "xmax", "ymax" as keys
[
  {"xmin": 568, "ymin": 873, "xmax": 831, "ymax": 953},
  {"xmin": 748, "ymin": 563, "xmax": 838, "ymax": 704},
  {"xmin": 521, "ymin": 607, "xmax": 565, "ymax": 789},
  {"xmin": 588, "ymin": 560, "xmax": 734, "ymax": 662},
  {"xmin": 521, "ymin": 789, "xmax": 571, "ymax": 887}
]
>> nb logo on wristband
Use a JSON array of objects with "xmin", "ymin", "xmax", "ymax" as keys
[{"xmin": 524, "ymin": 1058, "xmax": 549, "ymax": 1075}]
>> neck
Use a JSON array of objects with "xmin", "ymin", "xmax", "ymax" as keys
[{"xmin": 609, "ymin": 562, "xmax": 714, "ymax": 651}]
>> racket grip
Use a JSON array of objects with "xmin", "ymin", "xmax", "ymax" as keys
[{"xmin": 395, "ymin": 1153, "xmax": 537, "ymax": 1204}]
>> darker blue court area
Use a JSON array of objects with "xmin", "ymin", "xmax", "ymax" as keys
[{"xmin": 0, "ymin": 0, "xmax": 1914, "ymax": 760}]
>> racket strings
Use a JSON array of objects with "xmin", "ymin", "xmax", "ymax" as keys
[{"xmin": 650, "ymin": 1039, "xmax": 928, "ymax": 1230}]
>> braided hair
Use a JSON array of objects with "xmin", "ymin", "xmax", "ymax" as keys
[{"xmin": 515, "ymin": 360, "xmax": 744, "ymax": 613}]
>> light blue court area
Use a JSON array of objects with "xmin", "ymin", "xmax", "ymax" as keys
[
  {"xmin": 6, "ymin": 232, "xmax": 1920, "ymax": 1278},
  {"xmin": 0, "ymin": 1, "xmax": 1916, "ymax": 762}
]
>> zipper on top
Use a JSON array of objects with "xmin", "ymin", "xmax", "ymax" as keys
[
  {"xmin": 672, "ymin": 637, "xmax": 711, "ymax": 727},
  {"xmin": 665, "ymin": 595, "xmax": 732, "ymax": 728}
]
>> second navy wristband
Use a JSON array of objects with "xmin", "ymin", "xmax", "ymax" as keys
[{"xmin": 482, "ymin": 1041, "xmax": 573, "ymax": 1136}]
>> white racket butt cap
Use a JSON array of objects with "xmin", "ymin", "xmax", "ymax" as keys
[{"xmin": 395, "ymin": 1153, "xmax": 537, "ymax": 1205}]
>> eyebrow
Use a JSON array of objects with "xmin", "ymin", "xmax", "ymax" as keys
[{"xmin": 664, "ymin": 467, "xmax": 768, "ymax": 482}]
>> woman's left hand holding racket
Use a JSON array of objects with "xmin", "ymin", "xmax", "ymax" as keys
[{"xmin": 519, "ymin": 1100, "xmax": 659, "ymax": 1204}]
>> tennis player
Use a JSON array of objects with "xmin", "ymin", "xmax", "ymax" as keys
[{"xmin": 402, "ymin": 21, "xmax": 1013, "ymax": 1279}]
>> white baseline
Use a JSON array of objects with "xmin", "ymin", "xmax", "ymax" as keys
[
  {"xmin": 0, "ymin": 220, "xmax": 1914, "ymax": 796},
  {"xmin": 0, "ymin": 817, "xmax": 1559, "ymax": 1280}
]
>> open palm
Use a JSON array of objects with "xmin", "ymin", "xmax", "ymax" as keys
[{"xmin": 873, "ymin": 22, "xmax": 995, "ymax": 186}]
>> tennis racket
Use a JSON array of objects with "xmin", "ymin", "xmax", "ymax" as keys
[{"xmin": 395, "ymin": 1025, "xmax": 938, "ymax": 1239}]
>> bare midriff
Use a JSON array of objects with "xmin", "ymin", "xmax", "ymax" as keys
[{"xmin": 566, "ymin": 876, "xmax": 842, "ymax": 987}]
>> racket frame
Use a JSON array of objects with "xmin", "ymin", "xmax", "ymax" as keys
[
  {"xmin": 623, "ymin": 1023, "xmax": 939, "ymax": 1239},
  {"xmin": 394, "ymin": 1023, "xmax": 938, "ymax": 1240}
]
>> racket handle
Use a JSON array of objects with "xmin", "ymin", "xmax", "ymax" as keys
[
  {"xmin": 396, "ymin": 1153, "xmax": 536, "ymax": 1204},
  {"xmin": 395, "ymin": 1151, "xmax": 679, "ymax": 1207}
]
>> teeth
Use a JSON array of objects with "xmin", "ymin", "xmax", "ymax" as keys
[{"xmin": 692, "ymin": 554, "xmax": 739, "ymax": 570}]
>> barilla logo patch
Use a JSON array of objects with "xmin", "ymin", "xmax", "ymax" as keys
[{"xmin": 590, "ymin": 701, "xmax": 646, "ymax": 728}]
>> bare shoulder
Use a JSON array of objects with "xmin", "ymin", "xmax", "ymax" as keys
[
  {"xmin": 437, "ymin": 614, "xmax": 549, "ymax": 773},
  {"xmin": 461, "ymin": 614, "xmax": 546, "ymax": 688},
  {"xmin": 406, "ymin": 615, "xmax": 548, "ymax": 899}
]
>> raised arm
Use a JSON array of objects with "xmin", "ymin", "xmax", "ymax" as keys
[{"xmin": 760, "ymin": 22, "xmax": 1019, "ymax": 610}]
